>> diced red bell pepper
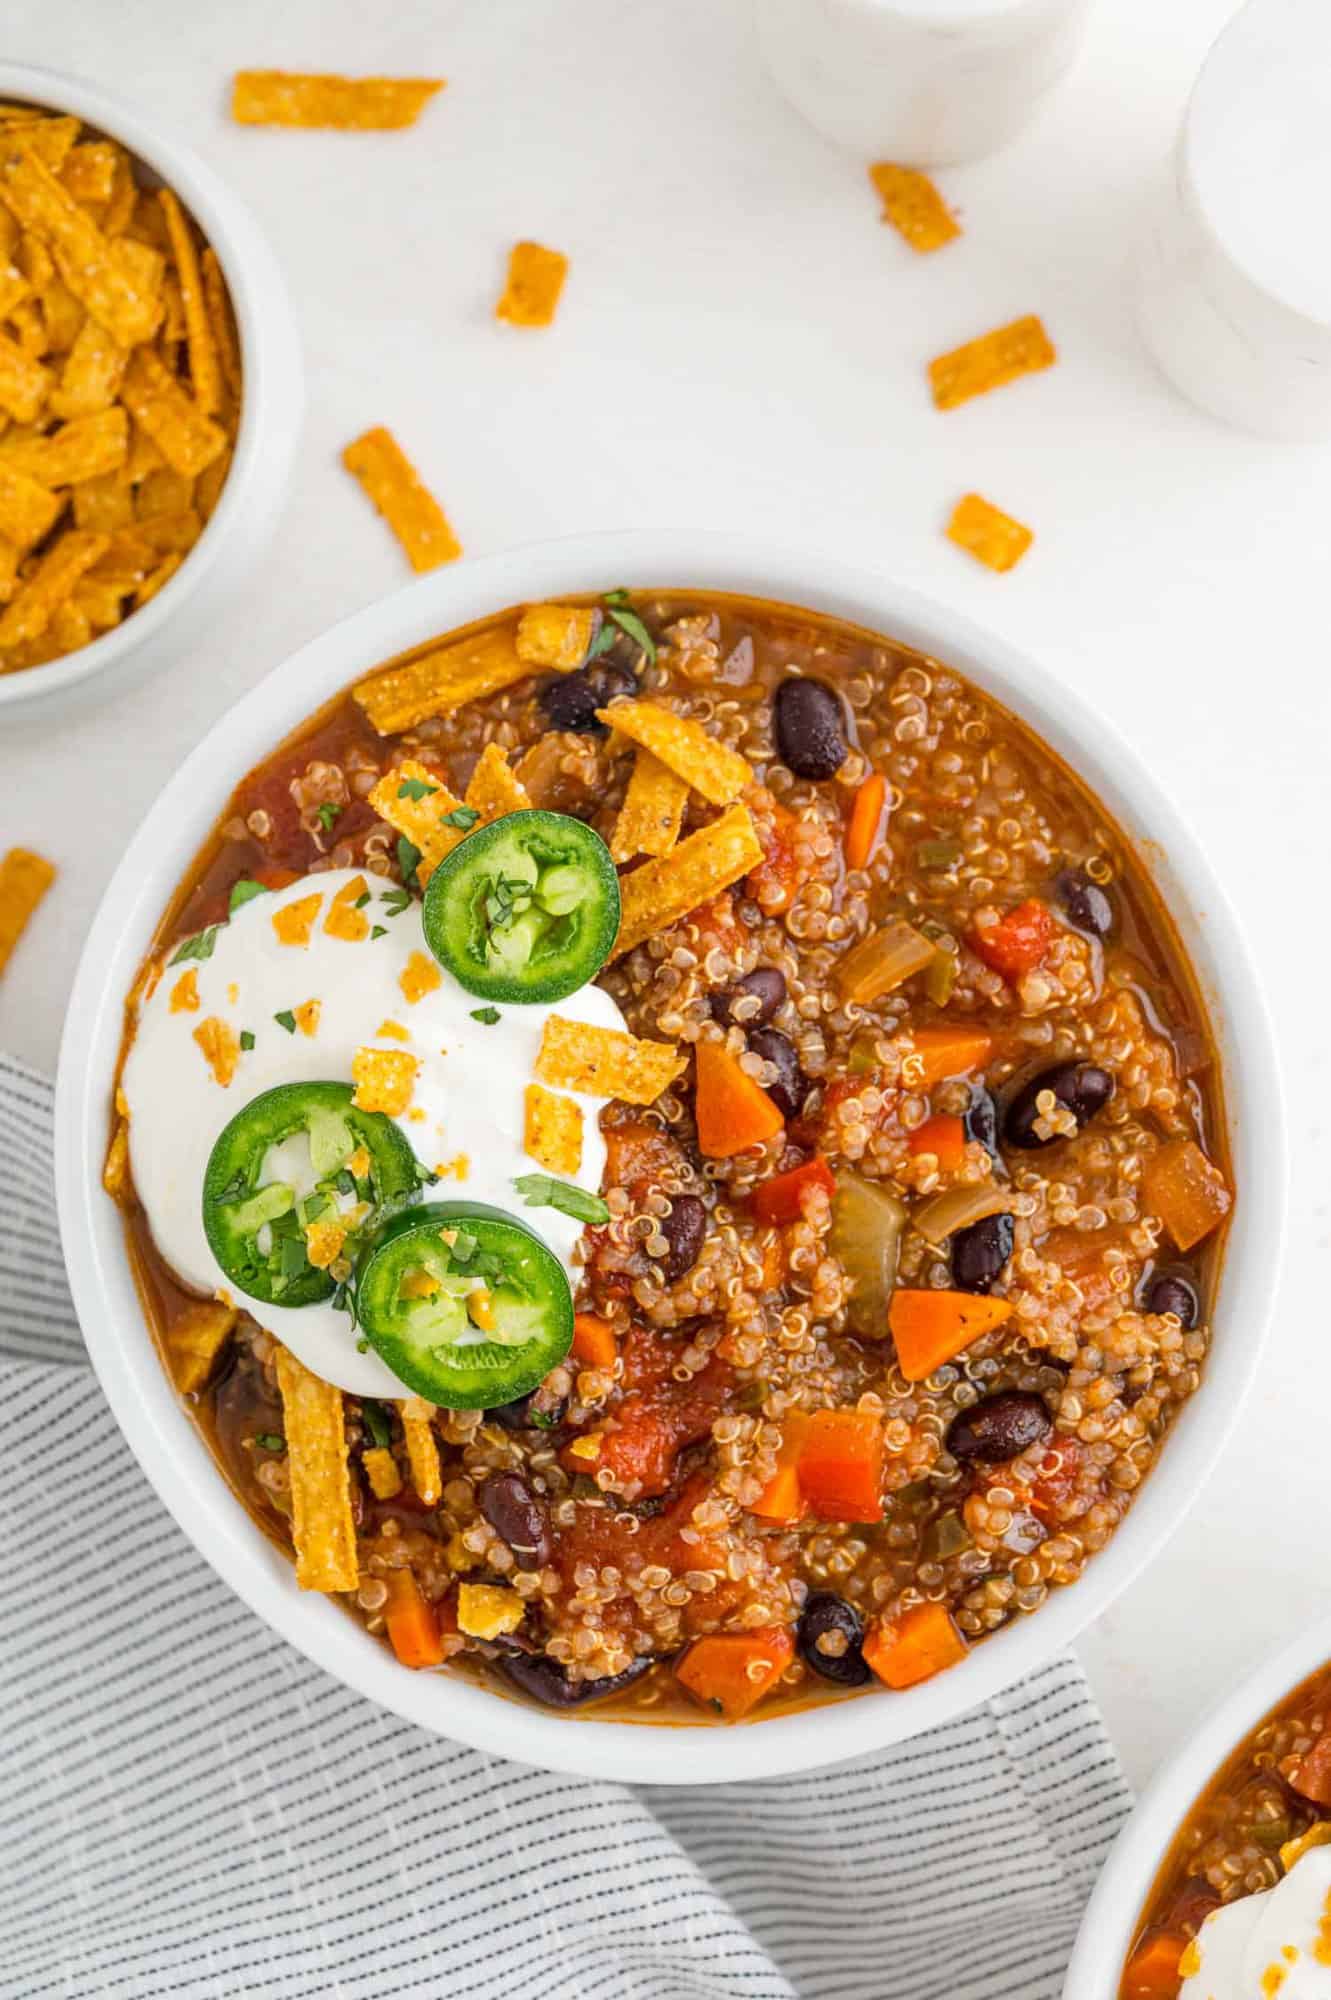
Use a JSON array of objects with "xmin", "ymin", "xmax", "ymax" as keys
[{"xmin": 752, "ymin": 1156, "xmax": 836, "ymax": 1226}]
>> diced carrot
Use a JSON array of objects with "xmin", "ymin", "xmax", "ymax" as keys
[
  {"xmin": 909, "ymin": 1025, "xmax": 993, "ymax": 1090},
  {"xmin": 907, "ymin": 1113, "xmax": 966, "ymax": 1172},
  {"xmin": 382, "ymin": 1569, "xmax": 444, "ymax": 1669},
  {"xmin": 675, "ymin": 1626, "xmax": 795, "ymax": 1719},
  {"xmin": 796, "ymin": 1408, "xmax": 884, "ymax": 1523},
  {"xmin": 750, "ymin": 1411, "xmax": 810, "ymax": 1523},
  {"xmin": 571, "ymin": 1312, "xmax": 617, "ymax": 1370},
  {"xmin": 1121, "ymin": 1932, "xmax": 1188, "ymax": 2000},
  {"xmin": 752, "ymin": 1155, "xmax": 836, "ymax": 1225},
  {"xmin": 695, "ymin": 1039, "xmax": 784, "ymax": 1158},
  {"xmin": 1142, "ymin": 1139, "xmax": 1232, "ymax": 1252},
  {"xmin": 970, "ymin": 898, "xmax": 1055, "ymax": 980},
  {"xmin": 1291, "ymin": 1729, "xmax": 1331, "ymax": 1807},
  {"xmin": 888, "ymin": 1289, "xmax": 1013, "ymax": 1382},
  {"xmin": 844, "ymin": 773, "xmax": 887, "ymax": 872},
  {"xmin": 863, "ymin": 1601, "xmax": 967, "ymax": 1689}
]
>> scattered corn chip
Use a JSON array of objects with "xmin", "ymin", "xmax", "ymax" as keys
[
  {"xmin": 536, "ymin": 1015, "xmax": 685, "ymax": 1105},
  {"xmin": 49, "ymin": 315, "xmax": 125, "ymax": 419},
  {"xmin": 120, "ymin": 346, "xmax": 225, "ymax": 476},
  {"xmin": 0, "ymin": 263, "xmax": 28, "ymax": 320},
  {"xmin": 274, "ymin": 1344, "xmax": 358, "ymax": 1593},
  {"xmin": 457, "ymin": 1581, "xmax": 524, "ymax": 1639},
  {"xmin": 72, "ymin": 470, "xmax": 132, "ymax": 532},
  {"xmin": 362, "ymin": 1447, "xmax": 402, "ymax": 1501},
  {"xmin": 39, "ymin": 278, "xmax": 82, "ymax": 354},
  {"xmin": 3, "ymin": 116, "xmax": 80, "ymax": 171},
  {"xmin": 496, "ymin": 240, "xmax": 568, "ymax": 328},
  {"xmin": 0, "ymin": 528, "xmax": 107, "ymax": 645},
  {"xmin": 169, "ymin": 968, "xmax": 199, "ymax": 1012},
  {"xmin": 71, "ymin": 574, "xmax": 123, "ymax": 629},
  {"xmin": 323, "ymin": 874, "xmax": 370, "ymax": 943},
  {"xmin": 464, "ymin": 739, "xmax": 531, "ymax": 823},
  {"xmin": 272, "ymin": 892, "xmax": 322, "ymax": 946},
  {"xmin": 611, "ymin": 746, "xmax": 688, "ymax": 862},
  {"xmin": 355, "ymin": 626, "xmax": 545, "ymax": 734},
  {"xmin": 293, "ymin": 998, "xmax": 321, "ymax": 1038},
  {"xmin": 0, "ymin": 328, "xmax": 50, "ymax": 420},
  {"xmin": 367, "ymin": 759, "xmax": 467, "ymax": 884},
  {"xmin": 0, "ymin": 142, "xmax": 160, "ymax": 346},
  {"xmin": 167, "ymin": 1299, "xmax": 237, "ymax": 1394},
  {"xmin": 0, "ymin": 461, "xmax": 61, "ymax": 548},
  {"xmin": 232, "ymin": 71, "xmax": 444, "ymax": 131},
  {"xmin": 102, "ymin": 1116, "xmax": 132, "ymax": 1201},
  {"xmin": 929, "ymin": 315, "xmax": 1056, "ymax": 411},
  {"xmin": 61, "ymin": 141, "xmax": 118, "ymax": 208},
  {"xmin": 399, "ymin": 949, "xmax": 442, "ymax": 1005},
  {"xmin": 946, "ymin": 492, "xmax": 1033, "ymax": 573},
  {"xmin": 0, "ymin": 404, "xmax": 127, "ymax": 483},
  {"xmin": 0, "ymin": 847, "xmax": 54, "ymax": 973},
  {"xmin": 869, "ymin": 163, "xmax": 960, "ymax": 253},
  {"xmin": 101, "ymin": 151, "xmax": 135, "ymax": 237},
  {"xmin": 612, "ymin": 802, "xmax": 762, "ymax": 958},
  {"xmin": 342, "ymin": 426, "xmax": 460, "ymax": 573},
  {"xmin": 352, "ymin": 1045, "xmax": 418, "ymax": 1116},
  {"xmin": 193, "ymin": 1016, "xmax": 240, "ymax": 1087},
  {"xmin": 596, "ymin": 697, "xmax": 751, "ymax": 807},
  {"xmin": 195, "ymin": 443, "xmax": 231, "ymax": 522},
  {"xmin": 400, "ymin": 1399, "xmax": 442, "ymax": 1505},
  {"xmin": 515, "ymin": 602, "xmax": 597, "ymax": 669},
  {"xmin": 524, "ymin": 1082, "xmax": 583, "ymax": 1176}
]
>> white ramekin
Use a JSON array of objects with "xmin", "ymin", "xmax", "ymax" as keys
[
  {"xmin": 0, "ymin": 63, "xmax": 302, "ymax": 722},
  {"xmin": 1064, "ymin": 1611, "xmax": 1331, "ymax": 2000},
  {"xmin": 54, "ymin": 532, "xmax": 1284, "ymax": 1785}
]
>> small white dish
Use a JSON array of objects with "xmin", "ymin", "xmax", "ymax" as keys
[
  {"xmin": 0, "ymin": 63, "xmax": 302, "ymax": 722},
  {"xmin": 55, "ymin": 531, "xmax": 1284, "ymax": 1784},
  {"xmin": 1064, "ymin": 1611, "xmax": 1331, "ymax": 2000}
]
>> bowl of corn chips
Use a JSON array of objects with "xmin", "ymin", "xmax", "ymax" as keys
[{"xmin": 0, "ymin": 64, "xmax": 301, "ymax": 718}]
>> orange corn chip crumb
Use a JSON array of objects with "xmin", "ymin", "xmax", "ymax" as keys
[
  {"xmin": 929, "ymin": 315, "xmax": 1055, "ymax": 411},
  {"xmin": 232, "ymin": 72, "xmax": 444, "ymax": 132},
  {"xmin": 869, "ymin": 164, "xmax": 960, "ymax": 253},
  {"xmin": 0, "ymin": 846, "xmax": 54, "ymax": 974},
  {"xmin": 342, "ymin": 426, "xmax": 461, "ymax": 574},
  {"xmin": 352, "ymin": 1045, "xmax": 418, "ymax": 1117},
  {"xmin": 193, "ymin": 1016, "xmax": 240, "ymax": 1087},
  {"xmin": 324, "ymin": 874, "xmax": 370, "ymax": 942},
  {"xmin": 496, "ymin": 241, "xmax": 568, "ymax": 328},
  {"xmin": 169, "ymin": 968, "xmax": 200, "ymax": 1012},
  {"xmin": 376, "ymin": 1019, "xmax": 410, "ymax": 1042},
  {"xmin": 946, "ymin": 493, "xmax": 1033, "ymax": 573},
  {"xmin": 293, "ymin": 998, "xmax": 321, "ymax": 1038},
  {"xmin": 399, "ymin": 950, "xmax": 442, "ymax": 1006},
  {"xmin": 272, "ymin": 892, "xmax": 322, "ymax": 946}
]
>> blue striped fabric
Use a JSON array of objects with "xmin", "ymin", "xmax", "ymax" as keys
[{"xmin": 0, "ymin": 1056, "xmax": 1132, "ymax": 2000}]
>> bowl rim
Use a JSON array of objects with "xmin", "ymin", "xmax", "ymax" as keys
[
  {"xmin": 0, "ymin": 60, "xmax": 297, "ymax": 712},
  {"xmin": 54, "ymin": 529, "xmax": 1287, "ymax": 1784},
  {"xmin": 1063, "ymin": 1609, "xmax": 1331, "ymax": 1999}
]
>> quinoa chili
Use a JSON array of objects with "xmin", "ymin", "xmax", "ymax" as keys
[
  {"xmin": 111, "ymin": 589, "xmax": 1233, "ymax": 1724},
  {"xmin": 1121, "ymin": 1667, "xmax": 1331, "ymax": 1999}
]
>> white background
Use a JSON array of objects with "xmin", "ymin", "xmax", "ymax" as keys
[{"xmin": 0, "ymin": 0, "xmax": 1323, "ymax": 1792}]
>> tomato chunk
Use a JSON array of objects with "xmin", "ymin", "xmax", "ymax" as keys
[{"xmin": 970, "ymin": 899, "xmax": 1056, "ymax": 980}]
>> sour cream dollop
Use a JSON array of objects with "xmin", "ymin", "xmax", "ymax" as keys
[
  {"xmin": 123, "ymin": 869, "xmax": 628, "ymax": 1397},
  {"xmin": 1180, "ymin": 1845, "xmax": 1331, "ymax": 2000}
]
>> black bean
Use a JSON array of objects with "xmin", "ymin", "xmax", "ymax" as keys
[
  {"xmin": 947, "ymin": 1391, "xmax": 1052, "ymax": 1465},
  {"xmin": 500, "ymin": 1652, "xmax": 654, "ymax": 1708},
  {"xmin": 1004, "ymin": 1060, "xmax": 1114, "ymax": 1149},
  {"xmin": 797, "ymin": 1592, "xmax": 871, "ymax": 1687},
  {"xmin": 710, "ymin": 966, "xmax": 786, "ymax": 1027},
  {"xmin": 747, "ymin": 1027, "xmax": 807, "ymax": 1118},
  {"xmin": 1145, "ymin": 1271, "xmax": 1199, "ymax": 1329},
  {"xmin": 963, "ymin": 1085, "xmax": 1002, "ymax": 1166},
  {"xmin": 538, "ymin": 659, "xmax": 637, "ymax": 734},
  {"xmin": 485, "ymin": 1391, "xmax": 566, "ymax": 1432},
  {"xmin": 951, "ymin": 1212, "xmax": 1015, "ymax": 1294},
  {"xmin": 773, "ymin": 677, "xmax": 848, "ymax": 779},
  {"xmin": 1055, "ymin": 869, "xmax": 1114, "ymax": 940},
  {"xmin": 659, "ymin": 1193, "xmax": 707, "ymax": 1283},
  {"xmin": 478, "ymin": 1471, "xmax": 552, "ymax": 1570}
]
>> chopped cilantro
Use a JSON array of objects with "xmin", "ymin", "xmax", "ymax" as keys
[
  {"xmin": 512, "ymin": 1173, "xmax": 611, "ymax": 1225},
  {"xmin": 277, "ymin": 1236, "xmax": 309, "ymax": 1279},
  {"xmin": 254, "ymin": 1433, "xmax": 285, "ymax": 1453},
  {"xmin": 397, "ymin": 777, "xmax": 437, "ymax": 802},
  {"xmin": 397, "ymin": 837, "xmax": 421, "ymax": 890},
  {"xmin": 315, "ymin": 803, "xmax": 343, "ymax": 832},
  {"xmin": 599, "ymin": 588, "xmax": 657, "ymax": 663},
  {"xmin": 441, "ymin": 803, "xmax": 480, "ymax": 831},
  {"xmin": 354, "ymin": 891, "xmax": 371, "ymax": 909},
  {"xmin": 215, "ymin": 1171, "xmax": 247, "ymax": 1205},
  {"xmin": 528, "ymin": 1409, "xmax": 558, "ymax": 1430},
  {"xmin": 585, "ymin": 621, "xmax": 617, "ymax": 662},
  {"xmin": 361, "ymin": 1400, "xmax": 393, "ymax": 1450},
  {"xmin": 169, "ymin": 925, "xmax": 220, "ymax": 966},
  {"xmin": 302, "ymin": 1192, "xmax": 329, "ymax": 1222},
  {"xmin": 239, "ymin": 1030, "xmax": 256, "ymax": 1052},
  {"xmin": 274, "ymin": 1009, "xmax": 297, "ymax": 1034},
  {"xmin": 228, "ymin": 879, "xmax": 268, "ymax": 917},
  {"xmin": 470, "ymin": 1005, "xmax": 501, "ymax": 1026},
  {"xmin": 370, "ymin": 924, "xmax": 388, "ymax": 940},
  {"xmin": 379, "ymin": 888, "xmax": 412, "ymax": 918}
]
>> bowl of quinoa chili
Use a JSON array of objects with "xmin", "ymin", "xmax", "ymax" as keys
[
  {"xmin": 56, "ymin": 533, "xmax": 1281, "ymax": 1783},
  {"xmin": 1067, "ymin": 1613, "xmax": 1331, "ymax": 2000}
]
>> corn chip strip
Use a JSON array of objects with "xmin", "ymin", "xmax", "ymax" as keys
[
  {"xmin": 352, "ymin": 1045, "xmax": 418, "ymax": 1116},
  {"xmin": 0, "ymin": 535, "xmax": 19, "ymax": 604},
  {"xmin": 50, "ymin": 597, "xmax": 90, "ymax": 651},
  {"xmin": 167, "ymin": 1299, "xmax": 237, "ymax": 1395},
  {"xmin": 0, "ymin": 462, "xmax": 61, "ymax": 548},
  {"xmin": 135, "ymin": 550, "xmax": 182, "ymax": 605},
  {"xmin": 0, "ymin": 528, "xmax": 106, "ymax": 645},
  {"xmin": 400, "ymin": 1399, "xmax": 442, "ymax": 1505},
  {"xmin": 232, "ymin": 71, "xmax": 444, "ymax": 131},
  {"xmin": 536, "ymin": 1015, "xmax": 686, "ymax": 1105},
  {"xmin": 201, "ymin": 247, "xmax": 241, "ymax": 399},
  {"xmin": 159, "ymin": 271, "xmax": 186, "ymax": 343},
  {"xmin": 122, "ymin": 419, "xmax": 163, "ymax": 482},
  {"xmin": 515, "ymin": 602, "xmax": 597, "ymax": 669},
  {"xmin": 354, "ymin": 625, "xmax": 546, "ymax": 734},
  {"xmin": 596, "ymin": 697, "xmax": 751, "ymax": 807},
  {"xmin": 119, "ymin": 346, "xmax": 225, "ymax": 476},
  {"xmin": 135, "ymin": 465, "xmax": 193, "ymax": 516},
  {"xmin": 362, "ymin": 1447, "xmax": 401, "ymax": 1500},
  {"xmin": 0, "ymin": 405, "xmax": 127, "ymax": 484},
  {"xmin": 464, "ymin": 740, "xmax": 531, "ymax": 823},
  {"xmin": 524, "ymin": 1081, "xmax": 583, "ymax": 1176},
  {"xmin": 869, "ymin": 163, "xmax": 961, "ymax": 253},
  {"xmin": 946, "ymin": 492, "xmax": 1033, "ymax": 573},
  {"xmin": 929, "ymin": 315, "xmax": 1056, "ymax": 411},
  {"xmin": 101, "ymin": 152, "xmax": 135, "ymax": 237},
  {"xmin": 342, "ymin": 426, "xmax": 460, "ymax": 573},
  {"xmin": 4, "ymin": 116, "xmax": 80, "ymax": 169},
  {"xmin": 158, "ymin": 188, "xmax": 221, "ymax": 418},
  {"xmin": 0, "ymin": 261, "xmax": 28, "ymax": 319},
  {"xmin": 9, "ymin": 296, "xmax": 45, "ymax": 359},
  {"xmin": 496, "ymin": 240, "xmax": 568, "ymax": 328},
  {"xmin": 61, "ymin": 141, "xmax": 119, "ymax": 207},
  {"xmin": 611, "ymin": 746, "xmax": 688, "ymax": 862},
  {"xmin": 0, "ymin": 846, "xmax": 54, "ymax": 972},
  {"xmin": 72, "ymin": 575, "xmax": 124, "ymax": 629},
  {"xmin": 274, "ymin": 1344, "xmax": 359, "ymax": 1593},
  {"xmin": 612, "ymin": 802, "xmax": 762, "ymax": 959},
  {"xmin": 41, "ymin": 278, "xmax": 83, "ymax": 353},
  {"xmin": 195, "ymin": 443, "xmax": 231, "ymax": 521},
  {"xmin": 0, "ymin": 141, "xmax": 159, "ymax": 346},
  {"xmin": 0, "ymin": 329, "xmax": 50, "ymax": 420},
  {"xmin": 72, "ymin": 469, "xmax": 132, "ymax": 532},
  {"xmin": 134, "ymin": 510, "xmax": 201, "ymax": 555},
  {"xmin": 49, "ymin": 315, "xmax": 125, "ymax": 419},
  {"xmin": 102, "ymin": 1116, "xmax": 131, "ymax": 1201},
  {"xmin": 367, "ymin": 758, "xmax": 468, "ymax": 884},
  {"xmin": 15, "ymin": 232, "xmax": 49, "ymax": 286}
]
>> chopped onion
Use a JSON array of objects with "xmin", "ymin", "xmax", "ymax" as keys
[
  {"xmin": 912, "ymin": 1180, "xmax": 1012, "ymax": 1247},
  {"xmin": 835, "ymin": 919, "xmax": 937, "ymax": 1005}
]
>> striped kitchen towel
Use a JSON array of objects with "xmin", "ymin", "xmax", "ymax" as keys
[{"xmin": 0, "ymin": 1054, "xmax": 1132, "ymax": 2000}]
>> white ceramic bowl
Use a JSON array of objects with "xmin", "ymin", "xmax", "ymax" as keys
[
  {"xmin": 1064, "ymin": 1611, "xmax": 1331, "ymax": 2000},
  {"xmin": 0, "ymin": 63, "xmax": 302, "ymax": 722},
  {"xmin": 54, "ymin": 532, "xmax": 1284, "ymax": 1784}
]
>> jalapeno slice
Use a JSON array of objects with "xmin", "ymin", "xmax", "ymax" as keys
[
  {"xmin": 202, "ymin": 1081, "xmax": 422, "ymax": 1309},
  {"xmin": 421, "ymin": 809, "xmax": 620, "ymax": 1004},
  {"xmin": 354, "ymin": 1201, "xmax": 574, "ymax": 1409}
]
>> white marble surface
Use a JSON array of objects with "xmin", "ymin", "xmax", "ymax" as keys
[{"xmin": 1, "ymin": 0, "xmax": 1324, "ymax": 1793}]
